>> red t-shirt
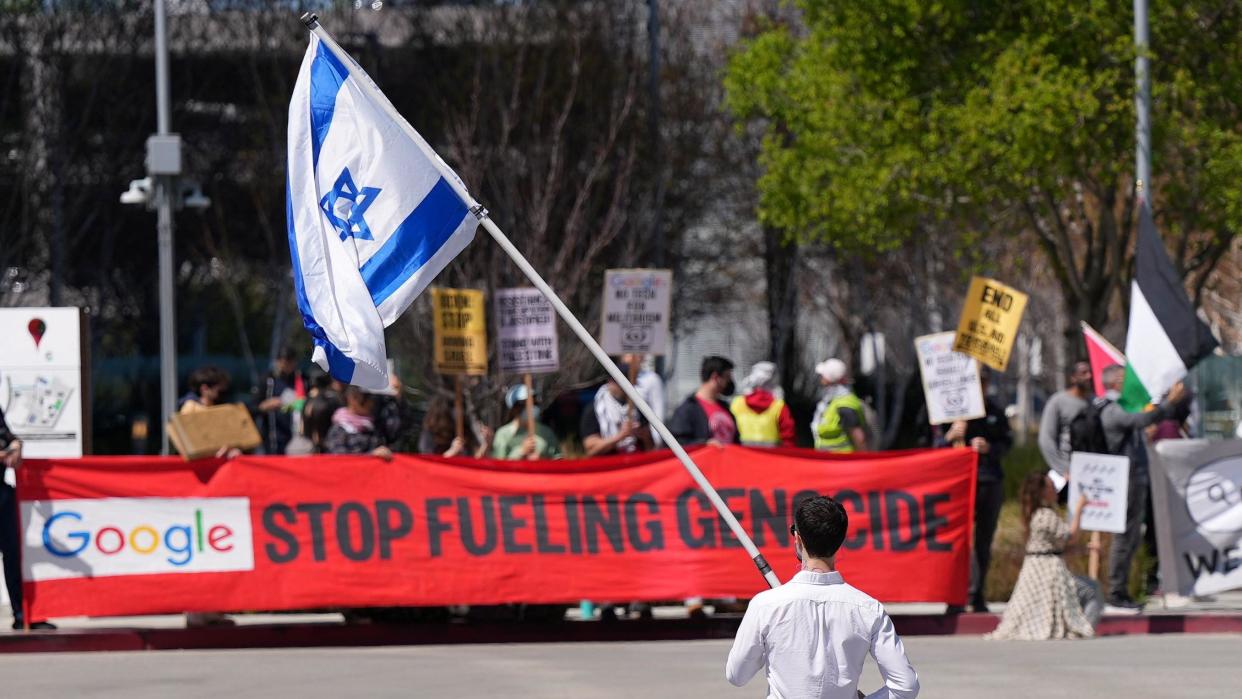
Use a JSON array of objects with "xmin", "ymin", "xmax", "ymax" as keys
[{"xmin": 697, "ymin": 397, "xmax": 737, "ymax": 444}]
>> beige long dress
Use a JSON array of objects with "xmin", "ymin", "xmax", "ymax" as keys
[{"xmin": 986, "ymin": 507, "xmax": 1094, "ymax": 640}]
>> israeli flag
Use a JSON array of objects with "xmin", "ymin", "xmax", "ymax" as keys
[{"xmin": 287, "ymin": 32, "xmax": 478, "ymax": 390}]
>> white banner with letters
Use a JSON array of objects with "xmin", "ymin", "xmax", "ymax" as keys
[
  {"xmin": 495, "ymin": 288, "xmax": 559, "ymax": 374},
  {"xmin": 1151, "ymin": 439, "xmax": 1242, "ymax": 597},
  {"xmin": 914, "ymin": 332, "xmax": 985, "ymax": 425},
  {"xmin": 600, "ymin": 269, "xmax": 672, "ymax": 356}
]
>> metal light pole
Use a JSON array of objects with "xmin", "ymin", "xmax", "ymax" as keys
[
  {"xmin": 1134, "ymin": 0, "xmax": 1151, "ymax": 208},
  {"xmin": 153, "ymin": 0, "xmax": 178, "ymax": 454}
]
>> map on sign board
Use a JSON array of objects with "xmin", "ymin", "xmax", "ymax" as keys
[
  {"xmin": 495, "ymin": 288, "xmax": 559, "ymax": 374},
  {"xmin": 914, "ymin": 332, "xmax": 985, "ymax": 425},
  {"xmin": 1068, "ymin": 451, "xmax": 1130, "ymax": 534},
  {"xmin": 600, "ymin": 269, "xmax": 672, "ymax": 356},
  {"xmin": 0, "ymin": 307, "xmax": 84, "ymax": 458}
]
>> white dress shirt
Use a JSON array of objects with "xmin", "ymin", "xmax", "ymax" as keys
[{"xmin": 725, "ymin": 570, "xmax": 919, "ymax": 699}]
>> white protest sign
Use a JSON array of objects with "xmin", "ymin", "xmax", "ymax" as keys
[
  {"xmin": 0, "ymin": 307, "xmax": 85, "ymax": 458},
  {"xmin": 1068, "ymin": 451, "xmax": 1130, "ymax": 534},
  {"xmin": 914, "ymin": 332, "xmax": 986, "ymax": 425},
  {"xmin": 495, "ymin": 288, "xmax": 559, "ymax": 374},
  {"xmin": 600, "ymin": 269, "xmax": 672, "ymax": 356}
]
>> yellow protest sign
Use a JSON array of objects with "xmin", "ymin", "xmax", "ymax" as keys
[
  {"xmin": 431, "ymin": 287, "xmax": 488, "ymax": 376},
  {"xmin": 952, "ymin": 276, "xmax": 1028, "ymax": 371}
]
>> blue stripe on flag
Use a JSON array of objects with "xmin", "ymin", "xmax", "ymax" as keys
[
  {"xmin": 309, "ymin": 41, "xmax": 349, "ymax": 167},
  {"xmin": 359, "ymin": 177, "xmax": 470, "ymax": 306},
  {"xmin": 286, "ymin": 178, "xmax": 355, "ymax": 384}
]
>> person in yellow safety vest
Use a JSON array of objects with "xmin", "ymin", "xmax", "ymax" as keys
[
  {"xmin": 730, "ymin": 361, "xmax": 796, "ymax": 447},
  {"xmin": 812, "ymin": 358, "xmax": 868, "ymax": 452}
]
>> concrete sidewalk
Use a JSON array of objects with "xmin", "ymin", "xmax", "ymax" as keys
[{"xmin": 1, "ymin": 594, "xmax": 1240, "ymax": 654}]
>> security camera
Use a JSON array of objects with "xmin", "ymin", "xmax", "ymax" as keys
[{"xmin": 120, "ymin": 177, "xmax": 153, "ymax": 206}]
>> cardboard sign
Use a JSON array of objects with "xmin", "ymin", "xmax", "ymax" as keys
[
  {"xmin": 952, "ymin": 276, "xmax": 1028, "ymax": 371},
  {"xmin": 19, "ymin": 445, "xmax": 975, "ymax": 619},
  {"xmin": 0, "ymin": 307, "xmax": 85, "ymax": 458},
  {"xmin": 915, "ymin": 332, "xmax": 986, "ymax": 425},
  {"xmin": 495, "ymin": 288, "xmax": 559, "ymax": 374},
  {"xmin": 166, "ymin": 404, "xmax": 262, "ymax": 460},
  {"xmin": 601, "ymin": 269, "xmax": 672, "ymax": 356},
  {"xmin": 431, "ymin": 288, "xmax": 488, "ymax": 376},
  {"xmin": 1068, "ymin": 451, "xmax": 1130, "ymax": 534}
]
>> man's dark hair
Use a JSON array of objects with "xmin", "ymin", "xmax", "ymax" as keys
[
  {"xmin": 700, "ymin": 355, "xmax": 734, "ymax": 383},
  {"xmin": 794, "ymin": 496, "xmax": 849, "ymax": 559},
  {"xmin": 188, "ymin": 365, "xmax": 229, "ymax": 395},
  {"xmin": 276, "ymin": 346, "xmax": 299, "ymax": 363}
]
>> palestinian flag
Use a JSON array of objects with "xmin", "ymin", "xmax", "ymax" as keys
[
  {"xmin": 1081, "ymin": 322, "xmax": 1125, "ymax": 398},
  {"xmin": 1120, "ymin": 206, "xmax": 1218, "ymax": 412}
]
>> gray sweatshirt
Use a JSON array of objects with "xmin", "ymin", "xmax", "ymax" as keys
[
  {"xmin": 1099, "ymin": 390, "xmax": 1173, "ymax": 479},
  {"xmin": 1037, "ymin": 390, "xmax": 1087, "ymax": 475}
]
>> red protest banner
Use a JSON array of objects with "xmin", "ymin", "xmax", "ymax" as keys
[{"xmin": 18, "ymin": 446, "xmax": 975, "ymax": 619}]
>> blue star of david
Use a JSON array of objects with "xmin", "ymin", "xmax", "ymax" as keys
[{"xmin": 319, "ymin": 168, "xmax": 382, "ymax": 242}]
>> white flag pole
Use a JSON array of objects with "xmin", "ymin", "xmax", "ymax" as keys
[{"xmin": 301, "ymin": 14, "xmax": 780, "ymax": 590}]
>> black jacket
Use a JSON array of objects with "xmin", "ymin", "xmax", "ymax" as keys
[{"xmin": 668, "ymin": 394, "xmax": 738, "ymax": 445}]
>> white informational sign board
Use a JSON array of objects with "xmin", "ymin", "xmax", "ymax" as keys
[
  {"xmin": 600, "ymin": 269, "xmax": 672, "ymax": 356},
  {"xmin": 1069, "ymin": 451, "xmax": 1130, "ymax": 534},
  {"xmin": 0, "ymin": 307, "xmax": 84, "ymax": 458},
  {"xmin": 914, "ymin": 331, "xmax": 986, "ymax": 425},
  {"xmin": 495, "ymin": 288, "xmax": 559, "ymax": 374}
]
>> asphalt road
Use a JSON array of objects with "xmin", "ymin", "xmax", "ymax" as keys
[{"xmin": 0, "ymin": 634, "xmax": 1239, "ymax": 698}]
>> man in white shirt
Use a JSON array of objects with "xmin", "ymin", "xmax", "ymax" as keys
[{"xmin": 725, "ymin": 496, "xmax": 919, "ymax": 699}]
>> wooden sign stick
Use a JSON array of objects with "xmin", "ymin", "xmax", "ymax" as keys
[
  {"xmin": 626, "ymin": 356, "xmax": 642, "ymax": 424},
  {"xmin": 454, "ymin": 375, "xmax": 465, "ymax": 441},
  {"xmin": 524, "ymin": 372, "xmax": 536, "ymax": 439}
]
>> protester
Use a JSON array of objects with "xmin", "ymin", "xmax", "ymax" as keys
[
  {"xmin": 179, "ymin": 366, "xmax": 241, "ymax": 627},
  {"xmin": 0, "ymin": 407, "xmax": 55, "ymax": 630},
  {"xmin": 180, "ymin": 365, "xmax": 245, "ymax": 460},
  {"xmin": 492, "ymin": 384, "xmax": 562, "ymax": 460},
  {"xmin": 294, "ymin": 370, "xmax": 342, "ymax": 455},
  {"xmin": 418, "ymin": 395, "xmax": 493, "ymax": 458},
  {"xmin": 1037, "ymin": 361, "xmax": 1093, "ymax": 481},
  {"xmin": 581, "ymin": 363, "xmax": 654, "ymax": 456},
  {"xmin": 811, "ymin": 358, "xmax": 867, "ymax": 452},
  {"xmin": 987, "ymin": 472, "xmax": 1098, "ymax": 640},
  {"xmin": 934, "ymin": 368, "xmax": 1011, "ymax": 613},
  {"xmin": 1098, "ymin": 366, "xmax": 1188, "ymax": 610},
  {"xmin": 726, "ymin": 495, "xmax": 919, "ymax": 698},
  {"xmin": 254, "ymin": 346, "xmax": 305, "ymax": 455},
  {"xmin": 1144, "ymin": 398, "xmax": 1192, "ymax": 597},
  {"xmin": 323, "ymin": 386, "xmax": 394, "ymax": 460},
  {"xmin": 374, "ymin": 371, "xmax": 416, "ymax": 453},
  {"xmin": 669, "ymin": 355, "xmax": 738, "ymax": 446},
  {"xmin": 622, "ymin": 353, "xmax": 667, "ymax": 446},
  {"xmin": 730, "ymin": 361, "xmax": 795, "ymax": 447}
]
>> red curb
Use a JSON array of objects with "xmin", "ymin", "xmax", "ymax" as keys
[{"xmin": 0, "ymin": 613, "xmax": 1239, "ymax": 654}]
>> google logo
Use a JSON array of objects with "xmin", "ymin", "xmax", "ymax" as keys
[{"xmin": 42, "ymin": 509, "xmax": 235, "ymax": 567}]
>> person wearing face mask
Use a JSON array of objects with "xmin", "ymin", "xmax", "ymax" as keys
[
  {"xmin": 726, "ymin": 495, "xmax": 920, "ymax": 698},
  {"xmin": 1037, "ymin": 361, "xmax": 1094, "ymax": 484},
  {"xmin": 669, "ymin": 355, "xmax": 739, "ymax": 446},
  {"xmin": 811, "ymin": 358, "xmax": 867, "ymax": 453}
]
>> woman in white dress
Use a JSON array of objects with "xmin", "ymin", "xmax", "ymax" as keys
[{"xmin": 988, "ymin": 472, "xmax": 1097, "ymax": 640}]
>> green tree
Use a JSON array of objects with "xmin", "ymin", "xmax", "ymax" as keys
[{"xmin": 726, "ymin": 1, "xmax": 1242, "ymax": 358}]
